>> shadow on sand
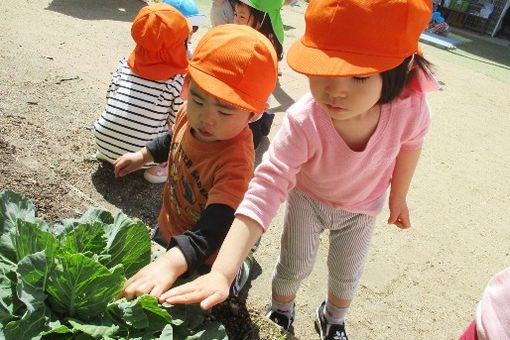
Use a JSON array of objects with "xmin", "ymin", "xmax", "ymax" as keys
[
  {"xmin": 450, "ymin": 30, "xmax": 510, "ymax": 69},
  {"xmin": 91, "ymin": 162, "xmax": 163, "ymax": 225},
  {"xmin": 46, "ymin": 0, "xmax": 145, "ymax": 22}
]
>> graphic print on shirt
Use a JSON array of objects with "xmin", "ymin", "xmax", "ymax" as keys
[{"xmin": 167, "ymin": 141, "xmax": 207, "ymax": 224}]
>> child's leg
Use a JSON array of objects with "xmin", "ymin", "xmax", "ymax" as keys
[
  {"xmin": 267, "ymin": 190, "xmax": 326, "ymax": 330},
  {"xmin": 271, "ymin": 190, "xmax": 325, "ymax": 303},
  {"xmin": 326, "ymin": 211, "xmax": 376, "ymax": 317}
]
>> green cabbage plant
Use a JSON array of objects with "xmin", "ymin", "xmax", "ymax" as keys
[{"xmin": 0, "ymin": 190, "xmax": 227, "ymax": 339}]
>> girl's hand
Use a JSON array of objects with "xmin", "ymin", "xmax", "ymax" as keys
[
  {"xmin": 388, "ymin": 195, "xmax": 411, "ymax": 229},
  {"xmin": 113, "ymin": 149, "xmax": 150, "ymax": 177},
  {"xmin": 118, "ymin": 249, "xmax": 185, "ymax": 300},
  {"xmin": 160, "ymin": 271, "xmax": 230, "ymax": 310}
]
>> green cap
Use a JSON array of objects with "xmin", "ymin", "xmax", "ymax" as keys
[{"xmin": 239, "ymin": 0, "xmax": 285, "ymax": 44}]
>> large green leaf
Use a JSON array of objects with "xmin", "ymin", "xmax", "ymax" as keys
[
  {"xmin": 0, "ymin": 191, "xmax": 36, "ymax": 233},
  {"xmin": 61, "ymin": 223, "xmax": 107, "ymax": 256},
  {"xmin": 80, "ymin": 208, "xmax": 114, "ymax": 225},
  {"xmin": 0, "ymin": 267, "xmax": 15, "ymax": 324},
  {"xmin": 40, "ymin": 319, "xmax": 73, "ymax": 337},
  {"xmin": 0, "ymin": 191, "xmax": 37, "ymax": 267},
  {"xmin": 67, "ymin": 318, "xmax": 119, "ymax": 339},
  {"xmin": 107, "ymin": 295, "xmax": 173, "ymax": 334},
  {"xmin": 16, "ymin": 251, "xmax": 50, "ymax": 315},
  {"xmin": 157, "ymin": 324, "xmax": 174, "ymax": 339},
  {"xmin": 12, "ymin": 220, "xmax": 59, "ymax": 262},
  {"xmin": 52, "ymin": 208, "xmax": 114, "ymax": 239},
  {"xmin": 107, "ymin": 297, "xmax": 150, "ymax": 330},
  {"xmin": 4, "ymin": 306, "xmax": 48, "ymax": 340},
  {"xmin": 183, "ymin": 322, "xmax": 228, "ymax": 340},
  {"xmin": 103, "ymin": 213, "xmax": 151, "ymax": 278},
  {"xmin": 46, "ymin": 253, "xmax": 125, "ymax": 320}
]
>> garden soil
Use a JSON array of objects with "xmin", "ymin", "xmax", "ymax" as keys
[{"xmin": 1, "ymin": 0, "xmax": 510, "ymax": 339}]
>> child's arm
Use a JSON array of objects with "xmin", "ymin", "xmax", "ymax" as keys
[
  {"xmin": 160, "ymin": 214, "xmax": 262, "ymax": 309},
  {"xmin": 113, "ymin": 132, "xmax": 171, "ymax": 177},
  {"xmin": 387, "ymin": 148, "xmax": 422, "ymax": 229},
  {"xmin": 118, "ymin": 204, "xmax": 236, "ymax": 300},
  {"xmin": 114, "ymin": 147, "xmax": 153, "ymax": 177}
]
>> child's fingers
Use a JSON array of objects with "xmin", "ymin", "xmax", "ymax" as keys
[
  {"xmin": 160, "ymin": 282, "xmax": 193, "ymax": 301},
  {"xmin": 121, "ymin": 280, "xmax": 155, "ymax": 300},
  {"xmin": 200, "ymin": 291, "xmax": 228, "ymax": 310},
  {"xmin": 149, "ymin": 280, "xmax": 175, "ymax": 299},
  {"xmin": 387, "ymin": 212, "xmax": 398, "ymax": 224}
]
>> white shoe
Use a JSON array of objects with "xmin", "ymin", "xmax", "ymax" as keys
[{"xmin": 143, "ymin": 162, "xmax": 168, "ymax": 183}]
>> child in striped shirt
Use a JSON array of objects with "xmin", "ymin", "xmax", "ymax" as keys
[{"xmin": 93, "ymin": 3, "xmax": 202, "ymax": 183}]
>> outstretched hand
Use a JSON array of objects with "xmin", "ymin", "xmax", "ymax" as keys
[
  {"xmin": 113, "ymin": 149, "xmax": 150, "ymax": 177},
  {"xmin": 160, "ymin": 271, "xmax": 231, "ymax": 310},
  {"xmin": 118, "ymin": 248, "xmax": 186, "ymax": 300}
]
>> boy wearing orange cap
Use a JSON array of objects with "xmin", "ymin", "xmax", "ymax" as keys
[
  {"xmin": 162, "ymin": 1, "xmax": 438, "ymax": 339},
  {"xmin": 115, "ymin": 24, "xmax": 278, "ymax": 299},
  {"xmin": 93, "ymin": 3, "xmax": 191, "ymax": 181}
]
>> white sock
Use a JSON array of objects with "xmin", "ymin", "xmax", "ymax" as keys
[
  {"xmin": 271, "ymin": 298, "xmax": 295, "ymax": 319},
  {"xmin": 325, "ymin": 299, "xmax": 348, "ymax": 325}
]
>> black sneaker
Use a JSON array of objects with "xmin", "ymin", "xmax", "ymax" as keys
[
  {"xmin": 229, "ymin": 252, "xmax": 253, "ymax": 297},
  {"xmin": 266, "ymin": 306, "xmax": 295, "ymax": 331},
  {"xmin": 315, "ymin": 301, "xmax": 348, "ymax": 340}
]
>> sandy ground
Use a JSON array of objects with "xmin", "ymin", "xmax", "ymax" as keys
[{"xmin": 1, "ymin": 0, "xmax": 510, "ymax": 339}]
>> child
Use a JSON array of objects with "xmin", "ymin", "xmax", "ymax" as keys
[
  {"xmin": 459, "ymin": 266, "xmax": 510, "ymax": 340},
  {"xmin": 163, "ymin": 0, "xmax": 206, "ymax": 34},
  {"xmin": 116, "ymin": 24, "xmax": 278, "ymax": 300},
  {"xmin": 428, "ymin": 6, "xmax": 449, "ymax": 36},
  {"xmin": 232, "ymin": 0, "xmax": 285, "ymax": 148},
  {"xmin": 143, "ymin": 0, "xmax": 206, "ymax": 183},
  {"xmin": 162, "ymin": 0, "xmax": 437, "ymax": 339},
  {"xmin": 93, "ymin": 3, "xmax": 190, "ymax": 182}
]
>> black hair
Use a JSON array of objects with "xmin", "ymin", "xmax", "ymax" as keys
[
  {"xmin": 233, "ymin": 1, "xmax": 283, "ymax": 61},
  {"xmin": 378, "ymin": 54, "xmax": 434, "ymax": 104}
]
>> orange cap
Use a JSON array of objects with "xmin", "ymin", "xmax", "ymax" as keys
[
  {"xmin": 128, "ymin": 3, "xmax": 191, "ymax": 81},
  {"xmin": 187, "ymin": 24, "xmax": 278, "ymax": 114},
  {"xmin": 287, "ymin": 0, "xmax": 432, "ymax": 77}
]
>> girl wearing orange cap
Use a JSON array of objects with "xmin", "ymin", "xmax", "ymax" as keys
[
  {"xmin": 163, "ymin": 1, "xmax": 437, "ymax": 339},
  {"xmin": 93, "ymin": 3, "xmax": 192, "ymax": 183}
]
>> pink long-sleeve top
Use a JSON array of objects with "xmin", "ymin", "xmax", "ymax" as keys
[
  {"xmin": 476, "ymin": 266, "xmax": 510, "ymax": 340},
  {"xmin": 237, "ymin": 71, "xmax": 436, "ymax": 231}
]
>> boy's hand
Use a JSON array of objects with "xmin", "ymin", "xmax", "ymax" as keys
[
  {"xmin": 113, "ymin": 148, "xmax": 151, "ymax": 177},
  {"xmin": 388, "ymin": 195, "xmax": 411, "ymax": 229},
  {"xmin": 118, "ymin": 249, "xmax": 185, "ymax": 300},
  {"xmin": 160, "ymin": 271, "xmax": 230, "ymax": 310}
]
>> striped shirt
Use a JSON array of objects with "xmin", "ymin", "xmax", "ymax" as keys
[{"xmin": 93, "ymin": 58, "xmax": 184, "ymax": 166}]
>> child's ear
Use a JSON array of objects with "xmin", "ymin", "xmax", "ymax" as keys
[
  {"xmin": 181, "ymin": 75, "xmax": 191, "ymax": 100},
  {"xmin": 248, "ymin": 112, "xmax": 259, "ymax": 123}
]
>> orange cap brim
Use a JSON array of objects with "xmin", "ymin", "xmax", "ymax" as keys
[
  {"xmin": 287, "ymin": 37, "xmax": 411, "ymax": 77},
  {"xmin": 187, "ymin": 64, "xmax": 266, "ymax": 114}
]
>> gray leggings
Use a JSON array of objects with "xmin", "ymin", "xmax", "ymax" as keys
[{"xmin": 272, "ymin": 189, "xmax": 376, "ymax": 300}]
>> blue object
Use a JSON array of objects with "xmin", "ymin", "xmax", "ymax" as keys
[
  {"xmin": 162, "ymin": 0, "xmax": 206, "ymax": 27},
  {"xmin": 432, "ymin": 11, "xmax": 446, "ymax": 24}
]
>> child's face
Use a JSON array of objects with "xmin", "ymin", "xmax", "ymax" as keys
[
  {"xmin": 233, "ymin": 3, "xmax": 255, "ymax": 27},
  {"xmin": 186, "ymin": 80, "xmax": 253, "ymax": 143},
  {"xmin": 308, "ymin": 74, "xmax": 383, "ymax": 122}
]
